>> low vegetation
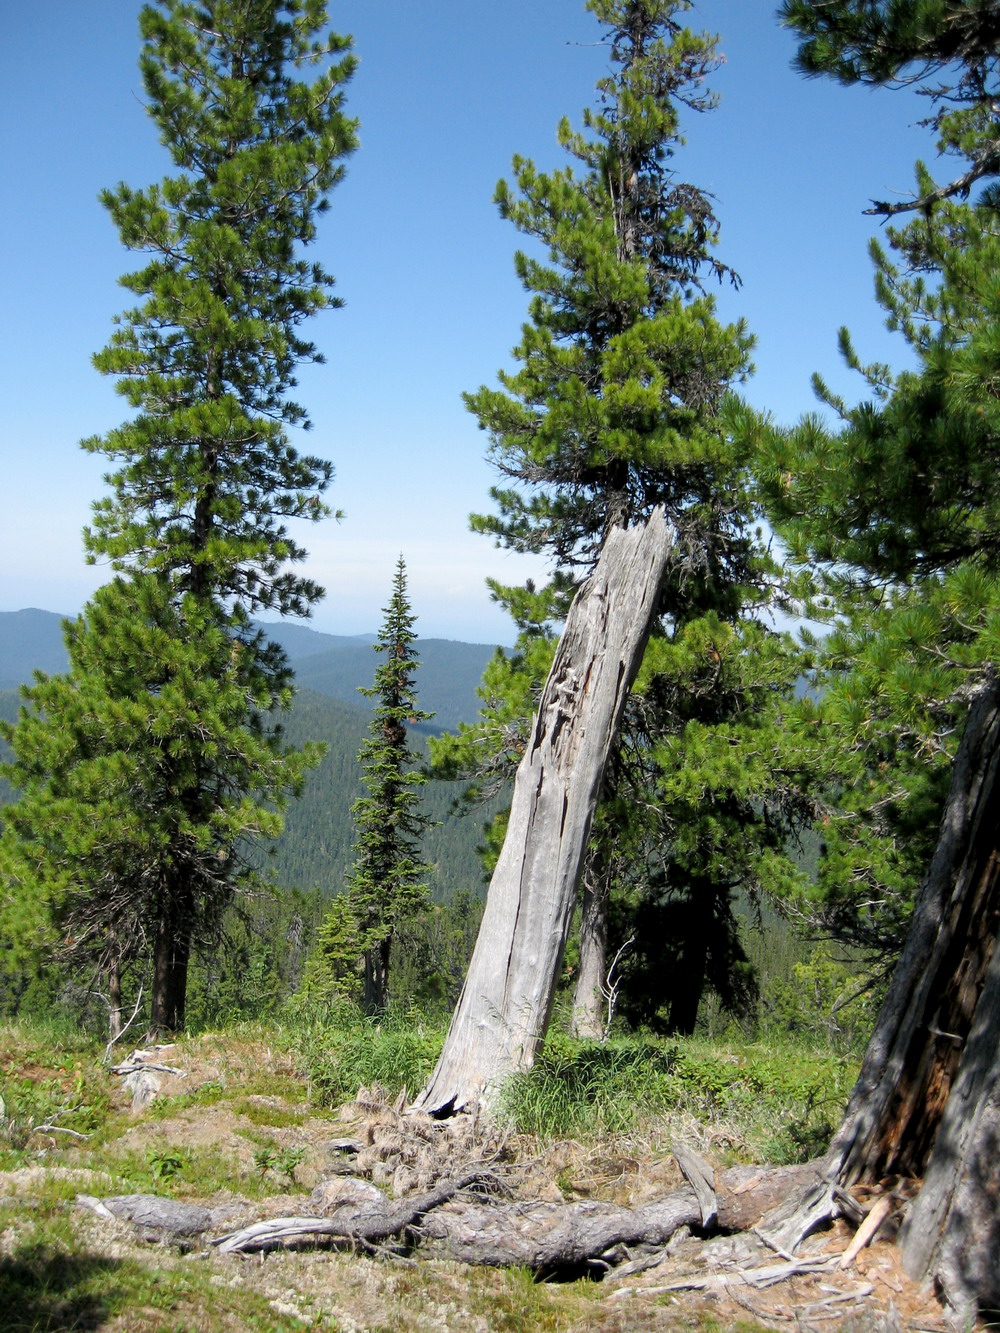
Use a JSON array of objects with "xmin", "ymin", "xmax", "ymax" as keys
[{"xmin": 0, "ymin": 1009, "xmax": 862, "ymax": 1333}]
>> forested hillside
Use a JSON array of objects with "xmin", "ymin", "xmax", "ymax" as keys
[
  {"xmin": 292, "ymin": 639, "xmax": 501, "ymax": 733},
  {"xmin": 0, "ymin": 611, "xmax": 496, "ymax": 734},
  {"xmin": 265, "ymin": 687, "xmax": 497, "ymax": 899},
  {"xmin": 0, "ymin": 618, "xmax": 499, "ymax": 905}
]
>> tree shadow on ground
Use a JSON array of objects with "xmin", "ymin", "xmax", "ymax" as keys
[{"xmin": 0, "ymin": 1246, "xmax": 123, "ymax": 1331}]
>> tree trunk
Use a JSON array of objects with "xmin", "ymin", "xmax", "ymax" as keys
[
  {"xmin": 899, "ymin": 898, "xmax": 1000, "ymax": 1320},
  {"xmin": 107, "ymin": 954, "xmax": 123, "ymax": 1042},
  {"xmin": 821, "ymin": 672, "xmax": 1000, "ymax": 1319},
  {"xmin": 666, "ymin": 877, "xmax": 714, "ymax": 1037},
  {"xmin": 570, "ymin": 848, "xmax": 610, "ymax": 1039},
  {"xmin": 825, "ymin": 674, "xmax": 1000, "ymax": 1187},
  {"xmin": 198, "ymin": 1157, "xmax": 826, "ymax": 1269},
  {"xmin": 363, "ymin": 936, "xmax": 391, "ymax": 1015},
  {"xmin": 413, "ymin": 511, "xmax": 673, "ymax": 1115},
  {"xmin": 150, "ymin": 884, "xmax": 193, "ymax": 1035}
]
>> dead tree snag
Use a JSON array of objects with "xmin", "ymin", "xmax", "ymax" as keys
[
  {"xmin": 826, "ymin": 674, "xmax": 1000, "ymax": 1188},
  {"xmin": 813, "ymin": 673, "xmax": 1000, "ymax": 1319},
  {"xmin": 413, "ymin": 510, "xmax": 674, "ymax": 1115}
]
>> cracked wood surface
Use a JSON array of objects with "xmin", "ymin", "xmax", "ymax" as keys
[{"xmin": 414, "ymin": 510, "xmax": 674, "ymax": 1115}]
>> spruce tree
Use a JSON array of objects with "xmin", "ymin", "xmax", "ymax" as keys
[
  {"xmin": 0, "ymin": 0, "xmax": 356, "ymax": 1034},
  {"xmin": 341, "ymin": 557, "xmax": 435, "ymax": 1015}
]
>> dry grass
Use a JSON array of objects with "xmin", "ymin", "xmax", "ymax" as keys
[{"xmin": 0, "ymin": 1021, "xmax": 950, "ymax": 1332}]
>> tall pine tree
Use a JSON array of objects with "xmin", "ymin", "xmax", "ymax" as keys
[
  {"xmin": 0, "ymin": 0, "xmax": 356, "ymax": 1034},
  {"xmin": 440, "ymin": 0, "xmax": 804, "ymax": 1036}
]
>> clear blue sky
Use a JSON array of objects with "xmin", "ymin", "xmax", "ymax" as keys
[{"xmin": 1, "ymin": 1, "xmax": 933, "ymax": 644}]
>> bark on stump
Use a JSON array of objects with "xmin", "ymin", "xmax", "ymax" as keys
[
  {"xmin": 818, "ymin": 673, "xmax": 1000, "ymax": 1318},
  {"xmin": 414, "ymin": 510, "xmax": 674, "ymax": 1115}
]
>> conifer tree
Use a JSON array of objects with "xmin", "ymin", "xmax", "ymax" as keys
[
  {"xmin": 340, "ymin": 557, "xmax": 435, "ymax": 1014},
  {"xmin": 0, "ymin": 0, "xmax": 355, "ymax": 1034},
  {"xmin": 467, "ymin": 0, "xmax": 756, "ymax": 593},
  {"xmin": 780, "ymin": 0, "xmax": 1000, "ymax": 215},
  {"xmin": 439, "ymin": 0, "xmax": 804, "ymax": 1035},
  {"xmin": 731, "ymin": 0, "xmax": 1000, "ymax": 956},
  {"xmin": 740, "ymin": 8, "xmax": 1000, "ymax": 1315}
]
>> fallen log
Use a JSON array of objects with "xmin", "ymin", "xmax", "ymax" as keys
[
  {"xmin": 621, "ymin": 1252, "xmax": 842, "ymax": 1296},
  {"xmin": 78, "ymin": 1192, "xmax": 215, "ymax": 1241},
  {"xmin": 214, "ymin": 1167, "xmax": 501, "ymax": 1255},
  {"xmin": 416, "ymin": 1189, "xmax": 704, "ymax": 1270},
  {"xmin": 202, "ymin": 1154, "xmax": 830, "ymax": 1272}
]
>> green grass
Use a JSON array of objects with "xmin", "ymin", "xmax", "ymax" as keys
[
  {"xmin": 495, "ymin": 1031, "xmax": 857, "ymax": 1163},
  {"xmin": 230, "ymin": 1097, "xmax": 309, "ymax": 1127},
  {"xmin": 296, "ymin": 1007, "xmax": 447, "ymax": 1106},
  {"xmin": 0, "ymin": 1211, "xmax": 317, "ymax": 1332},
  {"xmin": 0, "ymin": 1032, "xmax": 114, "ymax": 1160},
  {"xmin": 146, "ymin": 1081, "xmax": 229, "ymax": 1117},
  {"xmin": 287, "ymin": 1006, "xmax": 858, "ymax": 1164},
  {"xmin": 0, "ymin": 1011, "xmax": 861, "ymax": 1332}
]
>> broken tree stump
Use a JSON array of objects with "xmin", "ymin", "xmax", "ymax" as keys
[
  {"xmin": 804, "ymin": 673, "xmax": 1000, "ymax": 1321},
  {"xmin": 824, "ymin": 675, "xmax": 1000, "ymax": 1191},
  {"xmin": 414, "ymin": 510, "xmax": 674, "ymax": 1116}
]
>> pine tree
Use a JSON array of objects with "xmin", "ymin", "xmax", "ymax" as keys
[
  {"xmin": 731, "ymin": 6, "xmax": 1000, "ymax": 956},
  {"xmin": 733, "ymin": 7, "xmax": 1000, "ymax": 1314},
  {"xmin": 86, "ymin": 0, "xmax": 356, "ymax": 609},
  {"xmin": 442, "ymin": 0, "xmax": 803, "ymax": 1036},
  {"xmin": 0, "ymin": 0, "xmax": 356, "ymax": 1034},
  {"xmin": 778, "ymin": 1, "xmax": 1000, "ymax": 211},
  {"xmin": 466, "ymin": 0, "xmax": 757, "ymax": 593},
  {"xmin": 341, "ymin": 557, "xmax": 435, "ymax": 1015}
]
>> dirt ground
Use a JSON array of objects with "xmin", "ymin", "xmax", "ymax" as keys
[{"xmin": 0, "ymin": 1036, "xmax": 961, "ymax": 1331}]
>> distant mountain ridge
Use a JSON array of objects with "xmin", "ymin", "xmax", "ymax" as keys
[
  {"xmin": 0, "ymin": 610, "xmax": 497, "ymax": 733},
  {"xmin": 0, "ymin": 606, "xmax": 502, "ymax": 899},
  {"xmin": 0, "ymin": 609, "xmax": 74, "ymax": 688}
]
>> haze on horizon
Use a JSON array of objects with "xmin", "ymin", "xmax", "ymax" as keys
[{"xmin": 1, "ymin": 1, "xmax": 931, "ymax": 643}]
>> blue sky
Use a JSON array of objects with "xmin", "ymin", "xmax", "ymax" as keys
[{"xmin": 1, "ymin": 1, "xmax": 933, "ymax": 644}]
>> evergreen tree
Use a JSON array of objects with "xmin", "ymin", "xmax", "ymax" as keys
[
  {"xmin": 0, "ymin": 0, "xmax": 356, "ymax": 1034},
  {"xmin": 467, "ymin": 0, "xmax": 756, "ymax": 591},
  {"xmin": 731, "ymin": 1, "xmax": 1000, "ymax": 959},
  {"xmin": 752, "ymin": 11, "xmax": 1000, "ymax": 1312},
  {"xmin": 442, "ymin": 0, "xmax": 804, "ymax": 1034},
  {"xmin": 780, "ymin": 0, "xmax": 1000, "ymax": 217},
  {"xmin": 339, "ymin": 557, "xmax": 435, "ymax": 1014}
]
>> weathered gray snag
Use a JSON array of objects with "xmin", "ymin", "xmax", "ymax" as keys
[{"xmin": 414, "ymin": 510, "xmax": 674, "ymax": 1115}]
